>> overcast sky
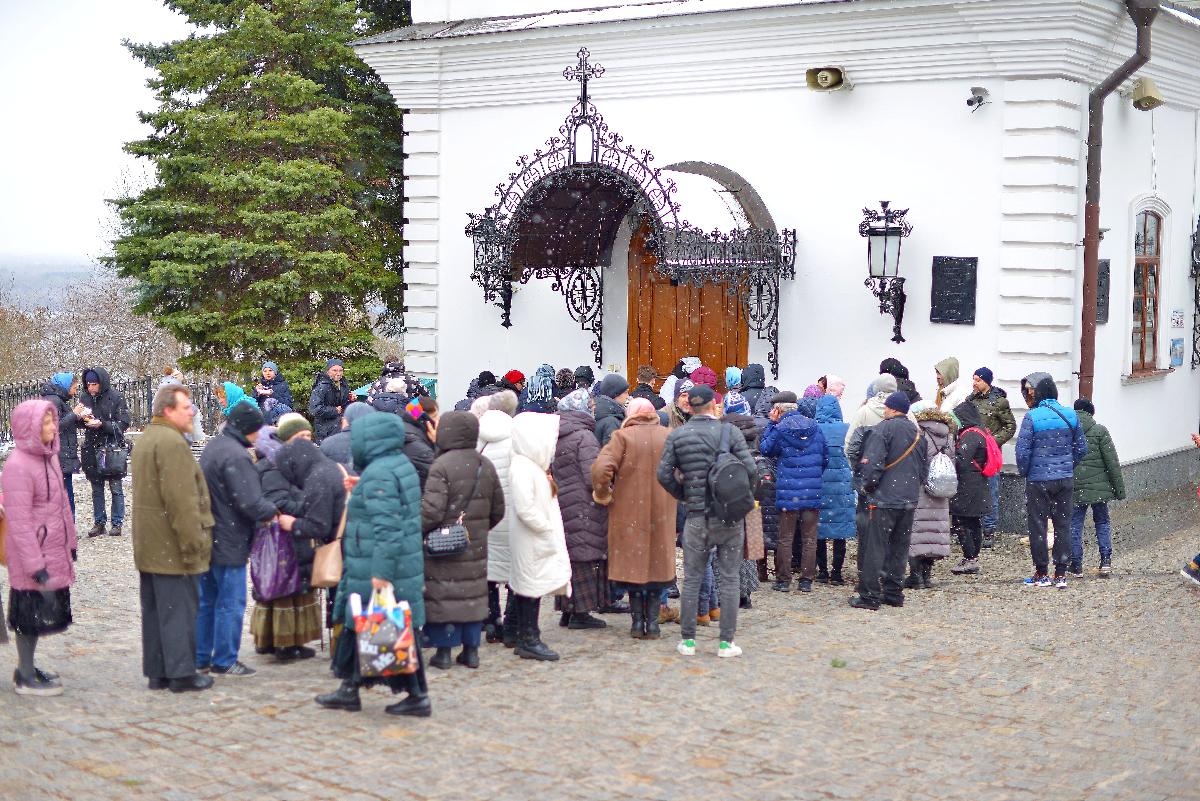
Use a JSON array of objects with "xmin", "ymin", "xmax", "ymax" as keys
[{"xmin": 0, "ymin": 0, "xmax": 192, "ymax": 270}]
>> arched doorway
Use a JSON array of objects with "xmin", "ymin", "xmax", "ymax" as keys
[{"xmin": 626, "ymin": 221, "xmax": 748, "ymax": 393}]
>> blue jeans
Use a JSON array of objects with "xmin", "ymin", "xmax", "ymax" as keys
[
  {"xmin": 63, "ymin": 475, "xmax": 75, "ymax": 519},
  {"xmin": 195, "ymin": 564, "xmax": 248, "ymax": 669},
  {"xmin": 982, "ymin": 473, "xmax": 1000, "ymax": 532},
  {"xmin": 1070, "ymin": 503, "xmax": 1112, "ymax": 566},
  {"xmin": 90, "ymin": 478, "xmax": 124, "ymax": 527}
]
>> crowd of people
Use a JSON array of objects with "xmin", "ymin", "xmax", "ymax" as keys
[{"xmin": 0, "ymin": 350, "xmax": 1164, "ymax": 713}]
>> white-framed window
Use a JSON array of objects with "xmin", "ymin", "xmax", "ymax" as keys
[{"xmin": 1132, "ymin": 209, "xmax": 1163, "ymax": 373}]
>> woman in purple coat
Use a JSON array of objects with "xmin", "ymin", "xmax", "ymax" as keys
[{"xmin": 2, "ymin": 399, "xmax": 78, "ymax": 696}]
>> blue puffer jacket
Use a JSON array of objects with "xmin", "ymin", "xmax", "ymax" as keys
[
  {"xmin": 814, "ymin": 396, "xmax": 855, "ymax": 540},
  {"xmin": 1016, "ymin": 396, "xmax": 1087, "ymax": 482},
  {"xmin": 761, "ymin": 410, "xmax": 827, "ymax": 511}
]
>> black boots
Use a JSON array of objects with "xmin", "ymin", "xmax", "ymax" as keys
[
  {"xmin": 567, "ymin": 613, "xmax": 607, "ymax": 630},
  {"xmin": 642, "ymin": 593, "xmax": 661, "ymax": 639},
  {"xmin": 921, "ymin": 559, "xmax": 934, "ymax": 589},
  {"xmin": 315, "ymin": 679, "xmax": 361, "ymax": 711},
  {"xmin": 502, "ymin": 592, "xmax": 518, "ymax": 648},
  {"xmin": 629, "ymin": 591, "xmax": 646, "ymax": 639},
  {"xmin": 385, "ymin": 692, "xmax": 431, "ymax": 717},
  {"xmin": 904, "ymin": 558, "xmax": 922, "ymax": 589},
  {"xmin": 513, "ymin": 596, "xmax": 559, "ymax": 661},
  {"xmin": 429, "ymin": 647, "xmax": 454, "ymax": 670},
  {"xmin": 456, "ymin": 646, "xmax": 480, "ymax": 669},
  {"xmin": 86, "ymin": 523, "xmax": 105, "ymax": 538}
]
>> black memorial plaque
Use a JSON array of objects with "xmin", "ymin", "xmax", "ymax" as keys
[{"xmin": 930, "ymin": 256, "xmax": 977, "ymax": 325}]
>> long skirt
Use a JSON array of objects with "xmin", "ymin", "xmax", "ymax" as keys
[
  {"xmin": 8, "ymin": 587, "xmax": 72, "ymax": 636},
  {"xmin": 554, "ymin": 560, "xmax": 607, "ymax": 614},
  {"xmin": 251, "ymin": 589, "xmax": 322, "ymax": 650}
]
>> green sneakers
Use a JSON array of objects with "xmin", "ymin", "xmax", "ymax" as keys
[
  {"xmin": 718, "ymin": 641, "xmax": 743, "ymax": 658},
  {"xmin": 676, "ymin": 639, "xmax": 696, "ymax": 656}
]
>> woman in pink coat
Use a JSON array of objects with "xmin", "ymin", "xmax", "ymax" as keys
[{"xmin": 3, "ymin": 398, "xmax": 77, "ymax": 696}]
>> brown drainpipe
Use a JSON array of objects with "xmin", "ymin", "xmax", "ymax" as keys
[{"xmin": 1079, "ymin": 0, "xmax": 1159, "ymax": 399}]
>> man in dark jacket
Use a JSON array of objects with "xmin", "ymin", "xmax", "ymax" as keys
[
  {"xmin": 1015, "ymin": 376, "xmax": 1087, "ymax": 588},
  {"xmin": 850, "ymin": 392, "xmax": 927, "ymax": 611},
  {"xmin": 308, "ymin": 359, "xmax": 355, "ymax": 442},
  {"xmin": 630, "ymin": 365, "xmax": 666, "ymax": 411},
  {"xmin": 198, "ymin": 401, "xmax": 288, "ymax": 677},
  {"xmin": 79, "ymin": 367, "xmax": 132, "ymax": 537},
  {"xmin": 968, "ymin": 367, "xmax": 1016, "ymax": 547},
  {"xmin": 593, "ymin": 374, "xmax": 629, "ymax": 447},
  {"xmin": 657, "ymin": 385, "xmax": 757, "ymax": 658},
  {"xmin": 40, "ymin": 372, "xmax": 81, "ymax": 518},
  {"xmin": 253, "ymin": 361, "xmax": 294, "ymax": 411}
]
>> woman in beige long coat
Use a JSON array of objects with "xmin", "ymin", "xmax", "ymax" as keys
[{"xmin": 591, "ymin": 398, "xmax": 676, "ymax": 640}]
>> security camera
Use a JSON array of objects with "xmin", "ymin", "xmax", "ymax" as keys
[
  {"xmin": 1130, "ymin": 78, "xmax": 1164, "ymax": 111},
  {"xmin": 806, "ymin": 67, "xmax": 850, "ymax": 92},
  {"xmin": 967, "ymin": 86, "xmax": 989, "ymax": 112}
]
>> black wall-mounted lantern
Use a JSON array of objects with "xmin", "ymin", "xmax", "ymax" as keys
[{"xmin": 859, "ymin": 200, "xmax": 913, "ymax": 343}]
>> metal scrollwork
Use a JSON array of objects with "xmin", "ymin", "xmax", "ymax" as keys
[
  {"xmin": 465, "ymin": 47, "xmax": 797, "ymax": 374},
  {"xmin": 865, "ymin": 276, "xmax": 908, "ymax": 344}
]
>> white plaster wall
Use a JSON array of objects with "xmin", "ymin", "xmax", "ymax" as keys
[
  {"xmin": 1089, "ymin": 100, "xmax": 1200, "ymax": 462},
  {"xmin": 435, "ymin": 78, "xmax": 1006, "ymax": 411}
]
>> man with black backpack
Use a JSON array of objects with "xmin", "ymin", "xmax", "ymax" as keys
[
  {"xmin": 850, "ymin": 392, "xmax": 928, "ymax": 611},
  {"xmin": 657, "ymin": 385, "xmax": 757, "ymax": 658}
]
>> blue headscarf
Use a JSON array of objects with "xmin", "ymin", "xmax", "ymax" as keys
[
  {"xmin": 725, "ymin": 366, "xmax": 742, "ymax": 391},
  {"xmin": 51, "ymin": 372, "xmax": 74, "ymax": 393},
  {"xmin": 528, "ymin": 364, "xmax": 555, "ymax": 404},
  {"xmin": 222, "ymin": 381, "xmax": 254, "ymax": 416}
]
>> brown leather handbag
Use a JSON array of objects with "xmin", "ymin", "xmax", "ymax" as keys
[{"xmin": 310, "ymin": 465, "xmax": 349, "ymax": 589}]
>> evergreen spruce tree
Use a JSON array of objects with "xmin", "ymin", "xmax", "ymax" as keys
[{"xmin": 110, "ymin": 0, "xmax": 408, "ymax": 388}]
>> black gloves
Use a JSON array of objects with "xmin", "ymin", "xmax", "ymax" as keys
[
  {"xmin": 71, "ymin": 549, "xmax": 77, "ymax": 563},
  {"xmin": 32, "ymin": 568, "xmax": 50, "ymax": 585}
]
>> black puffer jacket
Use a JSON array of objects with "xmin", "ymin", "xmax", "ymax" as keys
[
  {"xmin": 199, "ymin": 427, "xmax": 278, "ymax": 566},
  {"xmin": 727, "ymin": 412, "xmax": 778, "ymax": 548},
  {"xmin": 40, "ymin": 381, "xmax": 80, "ymax": 475},
  {"xmin": 401, "ymin": 412, "xmax": 436, "ymax": 490},
  {"xmin": 552, "ymin": 410, "xmax": 608, "ymax": 562},
  {"xmin": 860, "ymin": 414, "xmax": 927, "ymax": 510},
  {"xmin": 630, "ymin": 382, "xmax": 666, "ymax": 411},
  {"xmin": 276, "ymin": 438, "xmax": 346, "ymax": 589},
  {"xmin": 420, "ymin": 412, "xmax": 504, "ymax": 624},
  {"xmin": 950, "ymin": 401, "xmax": 990, "ymax": 518},
  {"xmin": 593, "ymin": 395, "xmax": 625, "ymax": 447},
  {"xmin": 657, "ymin": 416, "xmax": 757, "ymax": 516},
  {"xmin": 308, "ymin": 373, "xmax": 351, "ymax": 442},
  {"xmin": 738, "ymin": 363, "xmax": 769, "ymax": 413},
  {"xmin": 371, "ymin": 391, "xmax": 408, "ymax": 415},
  {"xmin": 79, "ymin": 367, "xmax": 131, "ymax": 482}
]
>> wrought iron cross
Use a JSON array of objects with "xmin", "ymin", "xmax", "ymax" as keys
[{"xmin": 563, "ymin": 47, "xmax": 604, "ymax": 110}]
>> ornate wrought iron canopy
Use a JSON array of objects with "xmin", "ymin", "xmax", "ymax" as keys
[{"xmin": 465, "ymin": 48, "xmax": 797, "ymax": 375}]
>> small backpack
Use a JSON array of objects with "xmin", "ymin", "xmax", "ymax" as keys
[
  {"xmin": 965, "ymin": 426, "xmax": 1003, "ymax": 477},
  {"xmin": 706, "ymin": 424, "xmax": 756, "ymax": 525},
  {"xmin": 924, "ymin": 440, "xmax": 958, "ymax": 498}
]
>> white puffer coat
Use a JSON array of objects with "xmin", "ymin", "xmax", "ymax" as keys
[
  {"xmin": 507, "ymin": 412, "xmax": 571, "ymax": 599},
  {"xmin": 478, "ymin": 410, "xmax": 515, "ymax": 584}
]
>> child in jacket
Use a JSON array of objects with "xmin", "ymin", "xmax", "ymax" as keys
[{"xmin": 1069, "ymin": 399, "xmax": 1125, "ymax": 576}]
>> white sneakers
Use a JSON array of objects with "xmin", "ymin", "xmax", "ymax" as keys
[
  {"xmin": 677, "ymin": 639, "xmax": 696, "ymax": 656},
  {"xmin": 677, "ymin": 639, "xmax": 743, "ymax": 657}
]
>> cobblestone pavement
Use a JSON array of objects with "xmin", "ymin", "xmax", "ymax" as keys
[{"xmin": 1, "ymin": 476, "xmax": 1199, "ymax": 800}]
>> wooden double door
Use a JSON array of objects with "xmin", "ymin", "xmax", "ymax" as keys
[{"xmin": 626, "ymin": 223, "xmax": 748, "ymax": 393}]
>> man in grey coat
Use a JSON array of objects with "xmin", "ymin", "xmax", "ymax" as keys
[{"xmin": 657, "ymin": 385, "xmax": 757, "ymax": 658}]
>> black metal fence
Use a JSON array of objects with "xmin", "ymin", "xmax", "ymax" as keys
[{"xmin": 0, "ymin": 377, "xmax": 226, "ymax": 445}]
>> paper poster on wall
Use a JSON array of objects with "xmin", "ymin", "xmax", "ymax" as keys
[
  {"xmin": 1170, "ymin": 338, "xmax": 1185, "ymax": 367},
  {"xmin": 1171, "ymin": 309, "xmax": 1185, "ymax": 328}
]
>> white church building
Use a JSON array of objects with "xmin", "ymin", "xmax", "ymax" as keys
[{"xmin": 355, "ymin": 0, "xmax": 1200, "ymax": 518}]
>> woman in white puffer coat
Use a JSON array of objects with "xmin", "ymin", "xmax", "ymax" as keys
[
  {"xmin": 478, "ymin": 406, "xmax": 515, "ymax": 645},
  {"xmin": 506, "ymin": 412, "xmax": 571, "ymax": 662}
]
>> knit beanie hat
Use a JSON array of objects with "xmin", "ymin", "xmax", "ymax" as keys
[
  {"xmin": 262, "ymin": 361, "xmax": 279, "ymax": 374},
  {"xmin": 83, "ymin": 369, "xmax": 100, "ymax": 385},
  {"xmin": 879, "ymin": 357, "xmax": 909, "ymax": 381},
  {"xmin": 974, "ymin": 367, "xmax": 994, "ymax": 386},
  {"xmin": 275, "ymin": 412, "xmax": 313, "ymax": 442},
  {"xmin": 723, "ymin": 391, "xmax": 750, "ymax": 416},
  {"xmin": 52, "ymin": 372, "xmax": 74, "ymax": 393},
  {"xmin": 674, "ymin": 379, "xmax": 695, "ymax": 398},
  {"xmin": 596, "ymin": 374, "xmax": 630, "ymax": 399},
  {"xmin": 227, "ymin": 400, "xmax": 265, "ymax": 435},
  {"xmin": 884, "ymin": 391, "xmax": 911, "ymax": 415},
  {"xmin": 573, "ymin": 366, "xmax": 595, "ymax": 386},
  {"xmin": 504, "ymin": 369, "xmax": 526, "ymax": 385},
  {"xmin": 1073, "ymin": 398, "xmax": 1095, "ymax": 416},
  {"xmin": 325, "ymin": 358, "xmax": 344, "ymax": 370},
  {"xmin": 555, "ymin": 368, "xmax": 576, "ymax": 391}
]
